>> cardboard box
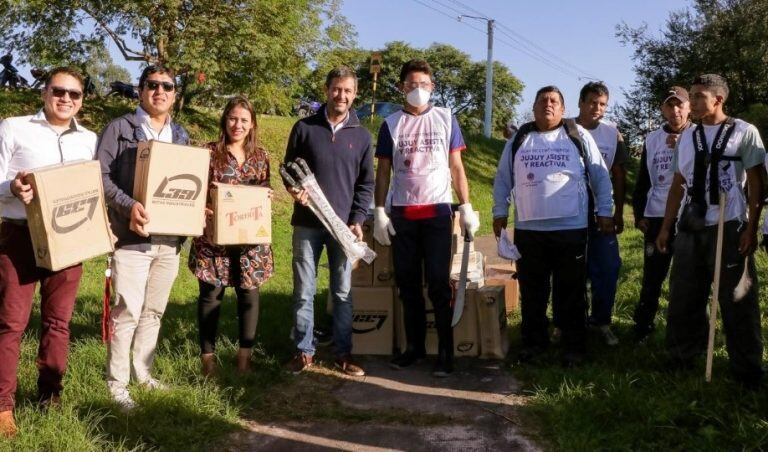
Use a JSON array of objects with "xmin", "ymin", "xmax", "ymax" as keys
[
  {"xmin": 476, "ymin": 285, "xmax": 510, "ymax": 359},
  {"xmin": 451, "ymin": 233, "xmax": 475, "ymax": 255},
  {"xmin": 24, "ymin": 160, "xmax": 113, "ymax": 271},
  {"xmin": 394, "ymin": 287, "xmax": 479, "ymax": 357},
  {"xmin": 373, "ymin": 240, "xmax": 394, "ymax": 286},
  {"xmin": 450, "ymin": 251, "xmax": 481, "ymax": 276},
  {"xmin": 208, "ymin": 183, "xmax": 271, "ymax": 245},
  {"xmin": 485, "ymin": 263, "xmax": 519, "ymax": 313},
  {"xmin": 351, "ymin": 219, "xmax": 374, "ymax": 286},
  {"xmin": 133, "ymin": 140, "xmax": 210, "ymax": 236},
  {"xmin": 350, "ymin": 287, "xmax": 394, "ymax": 355}
]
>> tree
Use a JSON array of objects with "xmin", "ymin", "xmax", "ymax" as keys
[
  {"xmin": 0, "ymin": 0, "xmax": 356, "ymax": 112},
  {"xmin": 616, "ymin": 0, "xmax": 768, "ymax": 140},
  {"xmin": 306, "ymin": 41, "xmax": 524, "ymax": 136}
]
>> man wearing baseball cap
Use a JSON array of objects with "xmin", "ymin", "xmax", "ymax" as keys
[{"xmin": 631, "ymin": 86, "xmax": 691, "ymax": 343}]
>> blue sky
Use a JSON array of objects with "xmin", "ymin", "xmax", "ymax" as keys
[{"xmin": 341, "ymin": 0, "xmax": 691, "ymax": 117}]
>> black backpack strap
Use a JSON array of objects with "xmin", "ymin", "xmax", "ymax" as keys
[
  {"xmin": 509, "ymin": 121, "xmax": 538, "ymax": 161},
  {"xmin": 562, "ymin": 118, "xmax": 596, "ymax": 215},
  {"xmin": 707, "ymin": 117, "xmax": 737, "ymax": 204}
]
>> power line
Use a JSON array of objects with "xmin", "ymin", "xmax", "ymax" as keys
[
  {"xmin": 427, "ymin": 0, "xmax": 600, "ymax": 82},
  {"xmin": 408, "ymin": 0, "xmax": 486, "ymax": 34}
]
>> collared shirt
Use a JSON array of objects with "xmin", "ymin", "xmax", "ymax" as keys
[
  {"xmin": 136, "ymin": 106, "xmax": 173, "ymax": 142},
  {"xmin": 325, "ymin": 109, "xmax": 349, "ymax": 134},
  {"xmin": 0, "ymin": 110, "xmax": 97, "ymax": 219}
]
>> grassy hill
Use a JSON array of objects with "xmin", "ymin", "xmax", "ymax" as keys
[{"xmin": 1, "ymin": 90, "xmax": 767, "ymax": 450}]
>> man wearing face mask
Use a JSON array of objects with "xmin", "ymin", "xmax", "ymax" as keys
[
  {"xmin": 373, "ymin": 59, "xmax": 479, "ymax": 377},
  {"xmin": 631, "ymin": 87, "xmax": 691, "ymax": 343}
]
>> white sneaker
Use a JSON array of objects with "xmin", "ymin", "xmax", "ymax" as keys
[
  {"xmin": 109, "ymin": 386, "xmax": 136, "ymax": 412},
  {"xmin": 599, "ymin": 325, "xmax": 619, "ymax": 346},
  {"xmin": 140, "ymin": 378, "xmax": 168, "ymax": 391}
]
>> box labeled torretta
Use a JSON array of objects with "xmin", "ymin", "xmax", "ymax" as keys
[
  {"xmin": 133, "ymin": 140, "xmax": 210, "ymax": 236},
  {"xmin": 208, "ymin": 183, "xmax": 271, "ymax": 245},
  {"xmin": 24, "ymin": 160, "xmax": 113, "ymax": 271}
]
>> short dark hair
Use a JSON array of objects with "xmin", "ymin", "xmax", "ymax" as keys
[
  {"xmin": 579, "ymin": 81, "xmax": 609, "ymax": 103},
  {"xmin": 139, "ymin": 65, "xmax": 176, "ymax": 89},
  {"xmin": 534, "ymin": 85, "xmax": 565, "ymax": 105},
  {"xmin": 44, "ymin": 66, "xmax": 84, "ymax": 89},
  {"xmin": 399, "ymin": 59, "xmax": 433, "ymax": 83},
  {"xmin": 325, "ymin": 66, "xmax": 357, "ymax": 89},
  {"xmin": 691, "ymin": 73, "xmax": 729, "ymax": 102}
]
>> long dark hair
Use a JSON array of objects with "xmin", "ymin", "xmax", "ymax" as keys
[{"xmin": 213, "ymin": 95, "xmax": 265, "ymax": 170}]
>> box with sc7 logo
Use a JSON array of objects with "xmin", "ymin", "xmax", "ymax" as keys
[
  {"xmin": 24, "ymin": 160, "xmax": 113, "ymax": 271},
  {"xmin": 329, "ymin": 287, "xmax": 393, "ymax": 355},
  {"xmin": 133, "ymin": 140, "xmax": 210, "ymax": 236}
]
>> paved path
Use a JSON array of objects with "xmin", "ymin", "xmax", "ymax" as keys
[{"xmin": 224, "ymin": 357, "xmax": 541, "ymax": 451}]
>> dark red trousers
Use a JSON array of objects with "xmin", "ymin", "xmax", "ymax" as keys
[{"xmin": 0, "ymin": 222, "xmax": 82, "ymax": 411}]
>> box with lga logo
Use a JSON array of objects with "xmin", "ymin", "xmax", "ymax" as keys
[
  {"xmin": 24, "ymin": 160, "xmax": 113, "ymax": 271},
  {"xmin": 393, "ymin": 287, "xmax": 480, "ymax": 357},
  {"xmin": 208, "ymin": 183, "xmax": 271, "ymax": 245},
  {"xmin": 133, "ymin": 140, "xmax": 210, "ymax": 236},
  {"xmin": 349, "ymin": 287, "xmax": 394, "ymax": 355}
]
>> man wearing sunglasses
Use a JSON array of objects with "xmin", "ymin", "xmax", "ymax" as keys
[
  {"xmin": 0, "ymin": 67, "xmax": 97, "ymax": 437},
  {"xmin": 97, "ymin": 65, "xmax": 190, "ymax": 411}
]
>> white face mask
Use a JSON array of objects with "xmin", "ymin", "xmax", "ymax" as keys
[{"xmin": 406, "ymin": 87, "xmax": 431, "ymax": 108}]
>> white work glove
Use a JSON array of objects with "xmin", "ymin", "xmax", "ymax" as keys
[
  {"xmin": 458, "ymin": 203, "xmax": 480, "ymax": 236},
  {"xmin": 373, "ymin": 206, "xmax": 396, "ymax": 246}
]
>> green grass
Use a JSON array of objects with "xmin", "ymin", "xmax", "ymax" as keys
[{"xmin": 1, "ymin": 90, "xmax": 767, "ymax": 450}]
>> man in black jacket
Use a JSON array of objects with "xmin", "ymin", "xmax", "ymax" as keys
[
  {"xmin": 631, "ymin": 86, "xmax": 691, "ymax": 342},
  {"xmin": 97, "ymin": 65, "xmax": 190, "ymax": 411},
  {"xmin": 284, "ymin": 67, "xmax": 374, "ymax": 376}
]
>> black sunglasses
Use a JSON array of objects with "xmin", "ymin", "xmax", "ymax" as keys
[
  {"xmin": 143, "ymin": 80, "xmax": 176, "ymax": 92},
  {"xmin": 49, "ymin": 86, "xmax": 83, "ymax": 100}
]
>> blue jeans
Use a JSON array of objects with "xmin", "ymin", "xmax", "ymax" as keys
[
  {"xmin": 291, "ymin": 226, "xmax": 352, "ymax": 357},
  {"xmin": 586, "ymin": 225, "xmax": 622, "ymax": 326}
]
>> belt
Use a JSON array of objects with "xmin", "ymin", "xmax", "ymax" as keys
[{"xmin": 1, "ymin": 217, "xmax": 28, "ymax": 226}]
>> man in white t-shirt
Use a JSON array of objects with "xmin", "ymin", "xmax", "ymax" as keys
[
  {"xmin": 656, "ymin": 74, "xmax": 764, "ymax": 388},
  {"xmin": 373, "ymin": 59, "xmax": 479, "ymax": 377},
  {"xmin": 631, "ymin": 86, "xmax": 691, "ymax": 342},
  {"xmin": 0, "ymin": 67, "xmax": 97, "ymax": 437},
  {"xmin": 492, "ymin": 85, "xmax": 614, "ymax": 367},
  {"xmin": 574, "ymin": 82, "xmax": 628, "ymax": 346}
]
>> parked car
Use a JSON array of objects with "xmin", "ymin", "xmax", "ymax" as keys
[{"xmin": 356, "ymin": 102, "xmax": 402, "ymax": 120}]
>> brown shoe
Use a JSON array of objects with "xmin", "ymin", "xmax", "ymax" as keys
[
  {"xmin": 286, "ymin": 353, "xmax": 313, "ymax": 375},
  {"xmin": 236, "ymin": 348, "xmax": 252, "ymax": 375},
  {"xmin": 201, "ymin": 353, "xmax": 217, "ymax": 377},
  {"xmin": 38, "ymin": 393, "xmax": 62, "ymax": 412},
  {"xmin": 0, "ymin": 410, "xmax": 16, "ymax": 438},
  {"xmin": 334, "ymin": 355, "xmax": 365, "ymax": 377}
]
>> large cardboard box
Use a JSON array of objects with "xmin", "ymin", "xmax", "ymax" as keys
[
  {"xmin": 450, "ymin": 251, "xmax": 481, "ymax": 276},
  {"xmin": 476, "ymin": 285, "xmax": 510, "ymax": 359},
  {"xmin": 394, "ymin": 288, "xmax": 480, "ymax": 357},
  {"xmin": 208, "ymin": 183, "xmax": 271, "ymax": 245},
  {"xmin": 24, "ymin": 160, "xmax": 113, "ymax": 271},
  {"xmin": 485, "ymin": 263, "xmax": 519, "ymax": 313},
  {"xmin": 133, "ymin": 140, "xmax": 210, "ymax": 236},
  {"xmin": 372, "ymin": 240, "xmax": 394, "ymax": 286},
  {"xmin": 351, "ymin": 219, "xmax": 374, "ymax": 286},
  {"xmin": 350, "ymin": 287, "xmax": 394, "ymax": 355}
]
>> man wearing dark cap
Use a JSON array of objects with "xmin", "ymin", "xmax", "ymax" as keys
[
  {"xmin": 631, "ymin": 87, "xmax": 691, "ymax": 343},
  {"xmin": 656, "ymin": 74, "xmax": 765, "ymax": 387}
]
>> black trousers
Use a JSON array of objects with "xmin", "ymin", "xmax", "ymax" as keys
[
  {"xmin": 666, "ymin": 220, "xmax": 763, "ymax": 381},
  {"xmin": 392, "ymin": 215, "xmax": 453, "ymax": 355},
  {"xmin": 197, "ymin": 250, "xmax": 260, "ymax": 354},
  {"xmin": 515, "ymin": 228, "xmax": 588, "ymax": 353},
  {"xmin": 633, "ymin": 217, "xmax": 675, "ymax": 332}
]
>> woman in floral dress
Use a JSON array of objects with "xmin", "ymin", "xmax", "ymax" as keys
[{"xmin": 189, "ymin": 96, "xmax": 274, "ymax": 376}]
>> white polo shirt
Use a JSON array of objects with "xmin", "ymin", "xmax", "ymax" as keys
[{"xmin": 0, "ymin": 110, "xmax": 97, "ymax": 220}]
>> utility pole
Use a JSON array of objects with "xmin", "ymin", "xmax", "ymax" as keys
[{"xmin": 460, "ymin": 15, "xmax": 494, "ymax": 138}]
